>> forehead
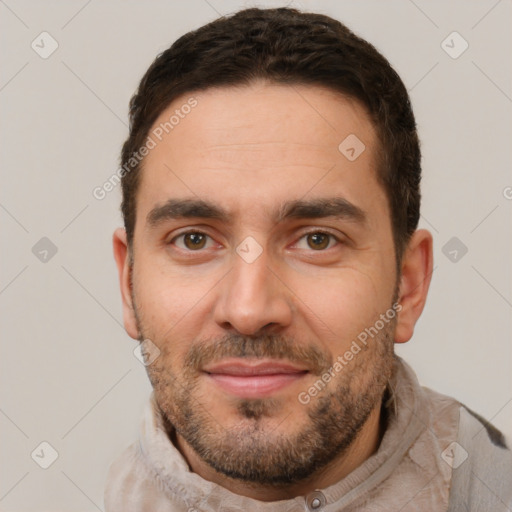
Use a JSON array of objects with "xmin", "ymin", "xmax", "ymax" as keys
[
  {"xmin": 136, "ymin": 82, "xmax": 385, "ymax": 225},
  {"xmin": 149, "ymin": 82, "xmax": 375, "ymax": 158}
]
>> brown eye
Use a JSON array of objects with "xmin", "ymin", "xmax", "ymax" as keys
[
  {"xmin": 306, "ymin": 233, "xmax": 331, "ymax": 250},
  {"xmin": 183, "ymin": 232, "xmax": 207, "ymax": 250},
  {"xmin": 171, "ymin": 231, "xmax": 213, "ymax": 251}
]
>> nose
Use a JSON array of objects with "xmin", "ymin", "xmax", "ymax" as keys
[{"xmin": 213, "ymin": 248, "xmax": 293, "ymax": 336}]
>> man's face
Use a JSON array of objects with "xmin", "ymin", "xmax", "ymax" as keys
[{"xmin": 126, "ymin": 83, "xmax": 399, "ymax": 484}]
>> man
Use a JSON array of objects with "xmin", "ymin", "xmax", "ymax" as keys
[{"xmin": 105, "ymin": 7, "xmax": 511, "ymax": 511}]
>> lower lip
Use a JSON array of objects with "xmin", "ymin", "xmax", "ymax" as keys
[{"xmin": 207, "ymin": 372, "xmax": 306, "ymax": 399}]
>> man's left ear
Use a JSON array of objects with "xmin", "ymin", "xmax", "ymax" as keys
[{"xmin": 394, "ymin": 229, "xmax": 433, "ymax": 344}]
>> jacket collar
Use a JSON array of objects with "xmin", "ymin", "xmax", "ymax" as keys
[{"xmin": 138, "ymin": 356, "xmax": 429, "ymax": 511}]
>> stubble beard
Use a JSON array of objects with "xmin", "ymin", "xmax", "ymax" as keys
[{"xmin": 136, "ymin": 315, "xmax": 396, "ymax": 487}]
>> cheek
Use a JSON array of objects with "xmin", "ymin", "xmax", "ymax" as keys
[
  {"xmin": 291, "ymin": 268, "xmax": 392, "ymax": 352},
  {"xmin": 134, "ymin": 259, "xmax": 199, "ymax": 324},
  {"xmin": 133, "ymin": 261, "xmax": 218, "ymax": 358}
]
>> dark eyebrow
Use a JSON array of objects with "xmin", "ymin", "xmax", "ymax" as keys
[
  {"xmin": 146, "ymin": 198, "xmax": 231, "ymax": 228},
  {"xmin": 277, "ymin": 197, "xmax": 367, "ymax": 224},
  {"xmin": 146, "ymin": 196, "xmax": 367, "ymax": 229}
]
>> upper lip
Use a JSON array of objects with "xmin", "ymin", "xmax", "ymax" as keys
[{"xmin": 203, "ymin": 359, "xmax": 309, "ymax": 376}]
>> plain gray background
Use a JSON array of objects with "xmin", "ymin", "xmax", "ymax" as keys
[{"xmin": 1, "ymin": 0, "xmax": 511, "ymax": 510}]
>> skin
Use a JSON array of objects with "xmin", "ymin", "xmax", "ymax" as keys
[{"xmin": 113, "ymin": 81, "xmax": 433, "ymax": 501}]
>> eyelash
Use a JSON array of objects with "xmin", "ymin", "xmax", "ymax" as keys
[{"xmin": 169, "ymin": 229, "xmax": 343, "ymax": 252}]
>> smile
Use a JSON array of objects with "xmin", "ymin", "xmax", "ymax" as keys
[{"xmin": 203, "ymin": 359, "xmax": 309, "ymax": 399}]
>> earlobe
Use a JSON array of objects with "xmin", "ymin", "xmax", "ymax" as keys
[
  {"xmin": 112, "ymin": 228, "xmax": 139, "ymax": 340},
  {"xmin": 394, "ymin": 229, "xmax": 433, "ymax": 344}
]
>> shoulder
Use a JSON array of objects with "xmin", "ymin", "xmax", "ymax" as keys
[
  {"xmin": 104, "ymin": 442, "xmax": 182, "ymax": 512},
  {"xmin": 447, "ymin": 402, "xmax": 512, "ymax": 511},
  {"xmin": 410, "ymin": 382, "xmax": 512, "ymax": 510}
]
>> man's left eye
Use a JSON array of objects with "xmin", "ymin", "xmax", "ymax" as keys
[{"xmin": 295, "ymin": 232, "xmax": 339, "ymax": 251}]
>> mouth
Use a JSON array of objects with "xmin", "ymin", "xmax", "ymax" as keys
[{"xmin": 202, "ymin": 359, "xmax": 309, "ymax": 399}]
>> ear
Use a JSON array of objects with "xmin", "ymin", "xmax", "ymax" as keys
[
  {"xmin": 113, "ymin": 227, "xmax": 139, "ymax": 340},
  {"xmin": 394, "ymin": 229, "xmax": 433, "ymax": 344}
]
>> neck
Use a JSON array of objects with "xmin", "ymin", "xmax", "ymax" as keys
[{"xmin": 175, "ymin": 401, "xmax": 385, "ymax": 501}]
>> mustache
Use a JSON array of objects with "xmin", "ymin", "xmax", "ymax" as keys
[{"xmin": 185, "ymin": 333, "xmax": 332, "ymax": 375}]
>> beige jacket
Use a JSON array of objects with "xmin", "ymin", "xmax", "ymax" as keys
[{"xmin": 104, "ymin": 357, "xmax": 512, "ymax": 511}]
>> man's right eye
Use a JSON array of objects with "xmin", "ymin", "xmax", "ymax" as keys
[{"xmin": 171, "ymin": 231, "xmax": 215, "ymax": 251}]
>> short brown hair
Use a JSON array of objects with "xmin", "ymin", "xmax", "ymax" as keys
[{"xmin": 120, "ymin": 7, "xmax": 421, "ymax": 263}]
